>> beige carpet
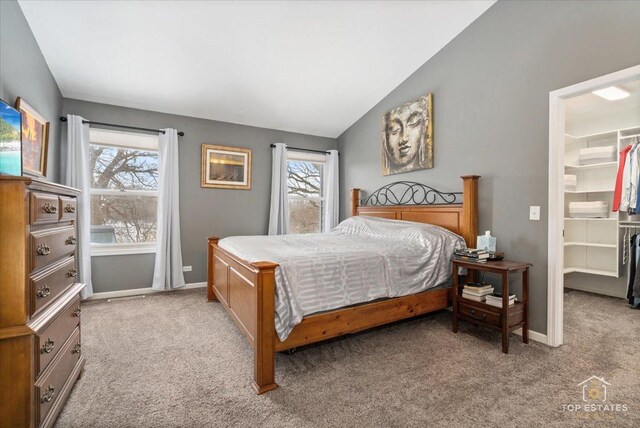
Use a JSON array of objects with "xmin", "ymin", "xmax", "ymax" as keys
[{"xmin": 55, "ymin": 288, "xmax": 640, "ymax": 427}]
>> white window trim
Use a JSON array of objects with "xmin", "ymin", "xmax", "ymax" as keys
[
  {"xmin": 91, "ymin": 242, "xmax": 156, "ymax": 257},
  {"xmin": 89, "ymin": 128, "xmax": 159, "ymax": 256},
  {"xmin": 286, "ymin": 151, "xmax": 327, "ymax": 233}
]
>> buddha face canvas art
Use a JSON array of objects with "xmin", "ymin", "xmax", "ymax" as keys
[{"xmin": 381, "ymin": 93, "xmax": 432, "ymax": 176}]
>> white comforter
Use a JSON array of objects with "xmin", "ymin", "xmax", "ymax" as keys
[{"xmin": 218, "ymin": 216, "xmax": 466, "ymax": 341}]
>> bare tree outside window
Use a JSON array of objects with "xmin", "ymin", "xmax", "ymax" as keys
[
  {"xmin": 90, "ymin": 144, "xmax": 158, "ymax": 244},
  {"xmin": 287, "ymin": 159, "xmax": 324, "ymax": 234}
]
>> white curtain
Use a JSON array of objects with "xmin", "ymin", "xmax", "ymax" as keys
[
  {"xmin": 323, "ymin": 150, "xmax": 340, "ymax": 232},
  {"xmin": 268, "ymin": 143, "xmax": 290, "ymax": 235},
  {"xmin": 64, "ymin": 115, "xmax": 93, "ymax": 298},
  {"xmin": 152, "ymin": 129, "xmax": 185, "ymax": 290}
]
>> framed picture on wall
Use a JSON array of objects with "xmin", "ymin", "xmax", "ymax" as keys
[
  {"xmin": 15, "ymin": 97, "xmax": 49, "ymax": 177},
  {"xmin": 201, "ymin": 144, "xmax": 252, "ymax": 190},
  {"xmin": 381, "ymin": 92, "xmax": 433, "ymax": 176},
  {"xmin": 0, "ymin": 99, "xmax": 22, "ymax": 176}
]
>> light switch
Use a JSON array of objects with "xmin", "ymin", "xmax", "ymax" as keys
[
  {"xmin": 529, "ymin": 206, "xmax": 540, "ymax": 221},
  {"xmin": 182, "ymin": 266, "xmax": 192, "ymax": 272}
]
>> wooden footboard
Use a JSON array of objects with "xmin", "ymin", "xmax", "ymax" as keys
[
  {"xmin": 208, "ymin": 237, "xmax": 451, "ymax": 394},
  {"xmin": 207, "ymin": 237, "xmax": 278, "ymax": 394}
]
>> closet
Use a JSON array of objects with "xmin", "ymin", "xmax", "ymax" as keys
[{"xmin": 563, "ymin": 80, "xmax": 640, "ymax": 298}]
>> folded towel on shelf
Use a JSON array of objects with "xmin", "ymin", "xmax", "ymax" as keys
[
  {"xmin": 564, "ymin": 174, "xmax": 577, "ymax": 191},
  {"xmin": 578, "ymin": 146, "xmax": 616, "ymax": 165},
  {"xmin": 568, "ymin": 201, "xmax": 609, "ymax": 218}
]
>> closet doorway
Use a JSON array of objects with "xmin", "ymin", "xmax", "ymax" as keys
[{"xmin": 548, "ymin": 65, "xmax": 640, "ymax": 347}]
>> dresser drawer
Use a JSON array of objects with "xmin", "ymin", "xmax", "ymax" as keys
[
  {"xmin": 31, "ymin": 257, "xmax": 77, "ymax": 316},
  {"xmin": 59, "ymin": 196, "xmax": 77, "ymax": 222},
  {"xmin": 36, "ymin": 295, "xmax": 81, "ymax": 377},
  {"xmin": 31, "ymin": 192, "xmax": 60, "ymax": 225},
  {"xmin": 31, "ymin": 226, "xmax": 77, "ymax": 271},
  {"xmin": 35, "ymin": 327, "xmax": 81, "ymax": 426},
  {"xmin": 458, "ymin": 302, "xmax": 501, "ymax": 327}
]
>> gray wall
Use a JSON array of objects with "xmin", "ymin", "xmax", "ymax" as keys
[
  {"xmin": 63, "ymin": 99, "xmax": 336, "ymax": 293},
  {"xmin": 0, "ymin": 0, "xmax": 63, "ymax": 183},
  {"xmin": 337, "ymin": 0, "xmax": 640, "ymax": 334}
]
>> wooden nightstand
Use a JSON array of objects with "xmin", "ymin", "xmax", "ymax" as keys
[{"xmin": 451, "ymin": 259, "xmax": 531, "ymax": 354}]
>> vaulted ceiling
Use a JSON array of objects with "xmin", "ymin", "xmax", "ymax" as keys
[{"xmin": 19, "ymin": 1, "xmax": 495, "ymax": 137}]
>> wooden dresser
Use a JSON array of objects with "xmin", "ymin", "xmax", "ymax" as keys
[{"xmin": 0, "ymin": 176, "xmax": 85, "ymax": 428}]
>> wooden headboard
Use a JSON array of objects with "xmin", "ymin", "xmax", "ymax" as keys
[{"xmin": 351, "ymin": 176, "xmax": 480, "ymax": 247}]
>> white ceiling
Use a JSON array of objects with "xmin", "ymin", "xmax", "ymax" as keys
[
  {"xmin": 566, "ymin": 80, "xmax": 640, "ymax": 118},
  {"xmin": 19, "ymin": 0, "xmax": 494, "ymax": 138}
]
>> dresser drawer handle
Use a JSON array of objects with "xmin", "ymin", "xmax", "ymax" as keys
[
  {"xmin": 66, "ymin": 236, "xmax": 77, "ymax": 245},
  {"xmin": 36, "ymin": 244, "xmax": 51, "ymax": 256},
  {"xmin": 468, "ymin": 309, "xmax": 487, "ymax": 321},
  {"xmin": 43, "ymin": 203, "xmax": 57, "ymax": 214},
  {"xmin": 42, "ymin": 385, "xmax": 55, "ymax": 403},
  {"xmin": 66, "ymin": 268, "xmax": 78, "ymax": 278},
  {"xmin": 72, "ymin": 343, "xmax": 81, "ymax": 354},
  {"xmin": 41, "ymin": 338, "xmax": 55, "ymax": 354},
  {"xmin": 72, "ymin": 308, "xmax": 81, "ymax": 317},
  {"xmin": 36, "ymin": 285, "xmax": 51, "ymax": 298},
  {"xmin": 64, "ymin": 204, "xmax": 76, "ymax": 213}
]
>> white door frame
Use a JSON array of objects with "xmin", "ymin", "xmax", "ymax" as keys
[{"xmin": 547, "ymin": 64, "xmax": 640, "ymax": 347}]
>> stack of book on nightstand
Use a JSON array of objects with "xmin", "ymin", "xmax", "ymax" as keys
[
  {"xmin": 453, "ymin": 248, "xmax": 489, "ymax": 263},
  {"xmin": 485, "ymin": 293, "xmax": 517, "ymax": 308},
  {"xmin": 461, "ymin": 283, "xmax": 494, "ymax": 302}
]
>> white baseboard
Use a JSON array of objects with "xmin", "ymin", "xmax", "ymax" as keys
[
  {"xmin": 86, "ymin": 282, "xmax": 207, "ymax": 301},
  {"xmin": 513, "ymin": 327, "xmax": 548, "ymax": 345}
]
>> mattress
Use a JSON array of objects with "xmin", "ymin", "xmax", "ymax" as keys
[
  {"xmin": 568, "ymin": 201, "xmax": 609, "ymax": 218},
  {"xmin": 218, "ymin": 216, "xmax": 466, "ymax": 341},
  {"xmin": 578, "ymin": 146, "xmax": 616, "ymax": 165},
  {"xmin": 564, "ymin": 174, "xmax": 577, "ymax": 192}
]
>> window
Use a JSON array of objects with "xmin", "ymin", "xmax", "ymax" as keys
[
  {"xmin": 89, "ymin": 129, "xmax": 159, "ymax": 256},
  {"xmin": 287, "ymin": 151, "xmax": 326, "ymax": 234}
]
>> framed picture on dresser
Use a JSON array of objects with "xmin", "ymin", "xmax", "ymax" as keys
[
  {"xmin": 15, "ymin": 97, "xmax": 49, "ymax": 177},
  {"xmin": 0, "ymin": 98, "xmax": 22, "ymax": 176}
]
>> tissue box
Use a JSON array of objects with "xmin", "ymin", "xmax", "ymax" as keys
[
  {"xmin": 568, "ymin": 201, "xmax": 609, "ymax": 218},
  {"xmin": 564, "ymin": 174, "xmax": 577, "ymax": 191},
  {"xmin": 578, "ymin": 146, "xmax": 616, "ymax": 165}
]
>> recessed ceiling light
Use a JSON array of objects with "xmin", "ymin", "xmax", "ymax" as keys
[{"xmin": 592, "ymin": 86, "xmax": 630, "ymax": 101}]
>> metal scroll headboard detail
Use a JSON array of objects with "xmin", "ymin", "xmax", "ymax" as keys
[{"xmin": 361, "ymin": 181, "xmax": 462, "ymax": 206}]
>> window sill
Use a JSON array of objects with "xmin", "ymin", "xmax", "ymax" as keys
[{"xmin": 91, "ymin": 244, "xmax": 156, "ymax": 257}]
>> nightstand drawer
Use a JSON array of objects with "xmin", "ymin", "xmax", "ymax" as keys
[{"xmin": 458, "ymin": 302, "xmax": 501, "ymax": 327}]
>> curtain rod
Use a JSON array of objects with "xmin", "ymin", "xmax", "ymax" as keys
[
  {"xmin": 59, "ymin": 116, "xmax": 185, "ymax": 137},
  {"xmin": 269, "ymin": 143, "xmax": 335, "ymax": 155}
]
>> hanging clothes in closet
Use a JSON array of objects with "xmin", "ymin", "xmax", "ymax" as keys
[
  {"xmin": 631, "ymin": 233, "xmax": 640, "ymax": 309},
  {"xmin": 613, "ymin": 137, "xmax": 640, "ymax": 213}
]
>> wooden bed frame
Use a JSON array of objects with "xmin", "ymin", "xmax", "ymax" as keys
[{"xmin": 207, "ymin": 175, "xmax": 479, "ymax": 393}]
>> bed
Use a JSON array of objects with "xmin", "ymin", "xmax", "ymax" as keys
[{"xmin": 207, "ymin": 175, "xmax": 479, "ymax": 393}]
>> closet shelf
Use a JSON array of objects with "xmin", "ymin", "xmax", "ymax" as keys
[
  {"xmin": 620, "ymin": 133, "xmax": 640, "ymax": 140},
  {"xmin": 565, "ymin": 189, "xmax": 614, "ymax": 193},
  {"xmin": 564, "ymin": 162, "xmax": 616, "ymax": 170},
  {"xmin": 564, "ymin": 217, "xmax": 616, "ymax": 221},
  {"xmin": 564, "ymin": 267, "xmax": 618, "ymax": 277},
  {"xmin": 564, "ymin": 130, "xmax": 618, "ymax": 140},
  {"xmin": 564, "ymin": 242, "xmax": 616, "ymax": 248}
]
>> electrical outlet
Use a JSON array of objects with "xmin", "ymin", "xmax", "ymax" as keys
[
  {"xmin": 529, "ymin": 206, "xmax": 540, "ymax": 221},
  {"xmin": 182, "ymin": 266, "xmax": 192, "ymax": 272}
]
